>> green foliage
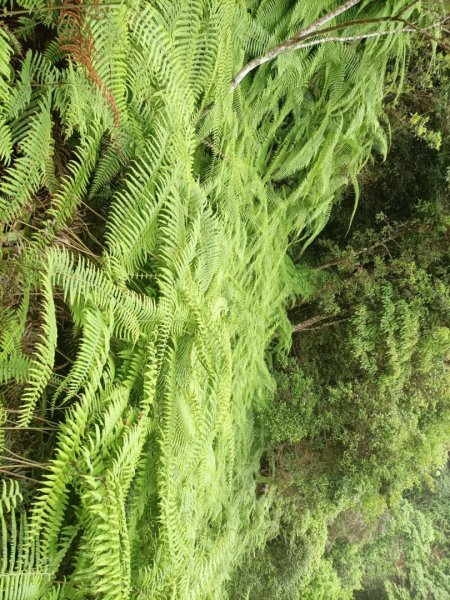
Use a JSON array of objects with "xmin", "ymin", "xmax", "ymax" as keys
[
  {"xmin": 262, "ymin": 356, "xmax": 317, "ymax": 444},
  {"xmin": 410, "ymin": 113, "xmax": 442, "ymax": 150},
  {"xmin": 280, "ymin": 162, "xmax": 450, "ymax": 501},
  {"xmin": 0, "ymin": 1, "xmax": 446, "ymax": 598},
  {"xmin": 246, "ymin": 39, "xmax": 450, "ymax": 595},
  {"xmin": 358, "ymin": 466, "xmax": 450, "ymax": 599}
]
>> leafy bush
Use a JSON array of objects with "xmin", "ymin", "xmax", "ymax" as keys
[{"xmin": 262, "ymin": 356, "xmax": 317, "ymax": 445}]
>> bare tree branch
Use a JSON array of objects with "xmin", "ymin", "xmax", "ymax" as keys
[
  {"xmin": 231, "ymin": 26, "xmax": 417, "ymax": 90},
  {"xmin": 293, "ymin": 14, "xmax": 450, "ymax": 41},
  {"xmin": 230, "ymin": 0, "xmax": 364, "ymax": 90},
  {"xmin": 293, "ymin": 313, "xmax": 334, "ymax": 333},
  {"xmin": 393, "ymin": 14, "xmax": 450, "ymax": 50},
  {"xmin": 293, "ymin": 312, "xmax": 349, "ymax": 333},
  {"xmin": 289, "ymin": 0, "xmax": 364, "ymax": 41},
  {"xmin": 230, "ymin": 0, "xmax": 448, "ymax": 90}
]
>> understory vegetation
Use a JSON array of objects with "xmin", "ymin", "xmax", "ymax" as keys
[
  {"xmin": 232, "ymin": 60, "xmax": 450, "ymax": 597},
  {"xmin": 0, "ymin": 1, "xmax": 448, "ymax": 599}
]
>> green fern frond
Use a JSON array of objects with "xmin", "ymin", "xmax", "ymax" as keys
[
  {"xmin": 52, "ymin": 307, "xmax": 111, "ymax": 406},
  {"xmin": 17, "ymin": 266, "xmax": 57, "ymax": 427},
  {"xmin": 0, "ymin": 93, "xmax": 53, "ymax": 224}
]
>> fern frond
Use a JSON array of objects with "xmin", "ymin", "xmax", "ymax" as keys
[
  {"xmin": 17, "ymin": 266, "xmax": 57, "ymax": 427},
  {"xmin": 53, "ymin": 307, "xmax": 111, "ymax": 406},
  {"xmin": 0, "ymin": 93, "xmax": 53, "ymax": 224}
]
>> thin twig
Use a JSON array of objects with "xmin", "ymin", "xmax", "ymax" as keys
[
  {"xmin": 290, "ymin": 0, "xmax": 363, "ymax": 41},
  {"xmin": 0, "ymin": 469, "xmax": 41, "ymax": 483},
  {"xmin": 296, "ymin": 15, "xmax": 450, "ymax": 41},
  {"xmin": 0, "ymin": 459, "xmax": 52, "ymax": 470},
  {"xmin": 2, "ymin": 446, "xmax": 50, "ymax": 462},
  {"xmin": 1, "ymin": 426, "xmax": 59, "ymax": 431}
]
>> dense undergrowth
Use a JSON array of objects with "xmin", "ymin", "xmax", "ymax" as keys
[
  {"xmin": 0, "ymin": 1, "xmax": 448, "ymax": 598},
  {"xmin": 231, "ymin": 81, "xmax": 450, "ymax": 597}
]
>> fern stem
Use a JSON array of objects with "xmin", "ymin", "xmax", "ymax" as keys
[
  {"xmin": 1, "ymin": 2, "xmax": 124, "ymax": 18},
  {"xmin": 1, "ymin": 426, "xmax": 58, "ymax": 431}
]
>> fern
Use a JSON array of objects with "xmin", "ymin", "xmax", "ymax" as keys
[
  {"xmin": 0, "ymin": 0, "xmax": 443, "ymax": 598},
  {"xmin": 0, "ymin": 93, "xmax": 53, "ymax": 224},
  {"xmin": 17, "ymin": 265, "xmax": 57, "ymax": 427},
  {"xmin": 0, "ymin": 28, "xmax": 13, "ymax": 164}
]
